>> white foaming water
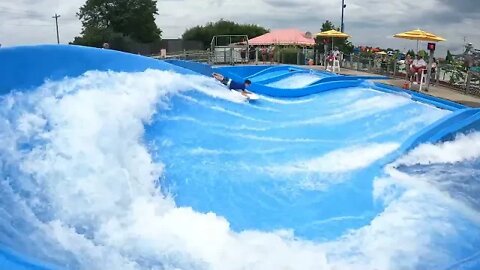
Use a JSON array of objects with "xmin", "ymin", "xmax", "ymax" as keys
[
  {"xmin": 0, "ymin": 70, "xmax": 478, "ymax": 270},
  {"xmin": 265, "ymin": 143, "xmax": 399, "ymax": 191},
  {"xmin": 159, "ymin": 115, "xmax": 269, "ymax": 132},
  {"xmin": 276, "ymin": 92, "xmax": 414, "ymax": 128},
  {"xmin": 176, "ymin": 93, "xmax": 278, "ymax": 113},
  {"xmin": 260, "ymin": 96, "xmax": 315, "ymax": 104},
  {"xmin": 271, "ymin": 143, "xmax": 399, "ymax": 174},
  {"xmin": 267, "ymin": 73, "xmax": 321, "ymax": 89},
  {"xmin": 395, "ymin": 132, "xmax": 480, "ymax": 166}
]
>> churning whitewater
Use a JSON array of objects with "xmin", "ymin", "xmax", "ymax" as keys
[{"xmin": 0, "ymin": 70, "xmax": 479, "ymax": 270}]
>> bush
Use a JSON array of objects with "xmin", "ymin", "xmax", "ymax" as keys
[{"xmin": 280, "ymin": 48, "xmax": 299, "ymax": 64}]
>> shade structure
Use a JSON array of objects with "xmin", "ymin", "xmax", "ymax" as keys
[
  {"xmin": 394, "ymin": 29, "xmax": 446, "ymax": 53},
  {"xmin": 316, "ymin": 29, "xmax": 351, "ymax": 38},
  {"xmin": 248, "ymin": 29, "xmax": 315, "ymax": 46},
  {"xmin": 316, "ymin": 29, "xmax": 351, "ymax": 50},
  {"xmin": 394, "ymin": 29, "xmax": 446, "ymax": 91},
  {"xmin": 393, "ymin": 29, "xmax": 446, "ymax": 42},
  {"xmin": 316, "ymin": 30, "xmax": 351, "ymax": 68}
]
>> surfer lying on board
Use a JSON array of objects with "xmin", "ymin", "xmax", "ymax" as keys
[{"xmin": 212, "ymin": 73, "xmax": 252, "ymax": 96}]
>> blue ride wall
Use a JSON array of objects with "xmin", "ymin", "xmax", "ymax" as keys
[
  {"xmin": 0, "ymin": 45, "xmax": 196, "ymax": 95},
  {"xmin": 1, "ymin": 45, "xmax": 480, "ymax": 269}
]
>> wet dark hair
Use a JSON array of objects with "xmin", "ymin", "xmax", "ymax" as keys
[{"xmin": 245, "ymin": 80, "xmax": 252, "ymax": 85}]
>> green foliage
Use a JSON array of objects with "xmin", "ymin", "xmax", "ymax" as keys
[
  {"xmin": 182, "ymin": 19, "xmax": 269, "ymax": 49},
  {"xmin": 359, "ymin": 50, "xmax": 374, "ymax": 58},
  {"xmin": 72, "ymin": 0, "xmax": 161, "ymax": 47},
  {"xmin": 417, "ymin": 50, "xmax": 428, "ymax": 59},
  {"xmin": 321, "ymin": 20, "xmax": 337, "ymax": 32},
  {"xmin": 315, "ymin": 20, "xmax": 353, "ymax": 55},
  {"xmin": 280, "ymin": 47, "xmax": 299, "ymax": 64},
  {"xmin": 392, "ymin": 51, "xmax": 401, "ymax": 61},
  {"xmin": 446, "ymin": 50, "xmax": 454, "ymax": 63},
  {"xmin": 406, "ymin": 49, "xmax": 416, "ymax": 57},
  {"xmin": 443, "ymin": 60, "xmax": 467, "ymax": 85}
]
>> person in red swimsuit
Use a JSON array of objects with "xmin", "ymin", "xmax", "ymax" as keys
[{"xmin": 410, "ymin": 55, "xmax": 427, "ymax": 83}]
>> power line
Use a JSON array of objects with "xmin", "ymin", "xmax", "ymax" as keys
[{"xmin": 52, "ymin": 13, "xmax": 61, "ymax": 44}]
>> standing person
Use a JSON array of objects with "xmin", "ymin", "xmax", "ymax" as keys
[
  {"xmin": 332, "ymin": 47, "xmax": 340, "ymax": 60},
  {"xmin": 431, "ymin": 57, "xmax": 438, "ymax": 86},
  {"xmin": 268, "ymin": 45, "xmax": 275, "ymax": 64},
  {"xmin": 404, "ymin": 54, "xmax": 414, "ymax": 81},
  {"xmin": 261, "ymin": 46, "xmax": 267, "ymax": 64},
  {"xmin": 240, "ymin": 47, "xmax": 247, "ymax": 64}
]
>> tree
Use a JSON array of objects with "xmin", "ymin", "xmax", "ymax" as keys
[
  {"xmin": 315, "ymin": 20, "xmax": 353, "ymax": 54},
  {"xmin": 407, "ymin": 49, "xmax": 416, "ymax": 57},
  {"xmin": 72, "ymin": 0, "xmax": 161, "ymax": 47},
  {"xmin": 321, "ymin": 20, "xmax": 336, "ymax": 32},
  {"xmin": 417, "ymin": 49, "xmax": 428, "ymax": 59},
  {"xmin": 182, "ymin": 19, "xmax": 269, "ymax": 48},
  {"xmin": 446, "ymin": 50, "xmax": 454, "ymax": 63}
]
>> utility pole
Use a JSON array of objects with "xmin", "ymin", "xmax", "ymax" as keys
[
  {"xmin": 52, "ymin": 13, "xmax": 61, "ymax": 44},
  {"xmin": 341, "ymin": 0, "xmax": 346, "ymax": 32}
]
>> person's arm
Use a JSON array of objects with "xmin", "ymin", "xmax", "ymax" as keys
[{"xmin": 212, "ymin": 73, "xmax": 224, "ymax": 81}]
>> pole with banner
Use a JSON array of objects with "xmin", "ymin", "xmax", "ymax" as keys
[{"xmin": 425, "ymin": 42, "xmax": 436, "ymax": 91}]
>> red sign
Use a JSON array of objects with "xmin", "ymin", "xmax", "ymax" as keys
[{"xmin": 427, "ymin": 43, "xmax": 436, "ymax": 51}]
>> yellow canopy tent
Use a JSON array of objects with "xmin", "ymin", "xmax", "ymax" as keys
[
  {"xmin": 316, "ymin": 30, "xmax": 351, "ymax": 67},
  {"xmin": 316, "ymin": 30, "xmax": 351, "ymax": 38},
  {"xmin": 316, "ymin": 30, "xmax": 351, "ymax": 50},
  {"xmin": 393, "ymin": 29, "xmax": 446, "ymax": 91},
  {"xmin": 394, "ymin": 29, "xmax": 446, "ymax": 52}
]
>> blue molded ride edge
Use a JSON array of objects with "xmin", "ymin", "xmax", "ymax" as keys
[
  {"xmin": 378, "ymin": 108, "xmax": 480, "ymax": 167},
  {"xmin": 216, "ymin": 65, "xmax": 336, "ymax": 80},
  {"xmin": 243, "ymin": 65, "xmax": 305, "ymax": 79},
  {"xmin": 214, "ymin": 65, "xmax": 272, "ymax": 78},
  {"xmin": 250, "ymin": 68, "xmax": 388, "ymax": 86},
  {"xmin": 0, "ymin": 44, "xmax": 198, "ymax": 95},
  {"xmin": 433, "ymin": 110, "xmax": 480, "ymax": 142},
  {"xmin": 164, "ymin": 59, "xmax": 215, "ymax": 77},
  {"xmin": 371, "ymin": 82, "xmax": 467, "ymax": 111},
  {"xmin": 0, "ymin": 246, "xmax": 57, "ymax": 270},
  {"xmin": 250, "ymin": 70, "xmax": 308, "ymax": 85},
  {"xmin": 305, "ymin": 75, "xmax": 390, "ymax": 87},
  {"xmin": 247, "ymin": 79, "xmax": 364, "ymax": 98}
]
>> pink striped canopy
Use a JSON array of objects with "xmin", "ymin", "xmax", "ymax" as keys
[{"xmin": 248, "ymin": 29, "xmax": 315, "ymax": 46}]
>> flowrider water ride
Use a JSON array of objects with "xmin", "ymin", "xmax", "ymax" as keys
[{"xmin": 0, "ymin": 45, "xmax": 479, "ymax": 270}]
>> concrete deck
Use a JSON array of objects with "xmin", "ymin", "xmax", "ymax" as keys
[{"xmin": 313, "ymin": 67, "xmax": 480, "ymax": 108}]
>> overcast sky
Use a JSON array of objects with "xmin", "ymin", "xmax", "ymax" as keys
[{"xmin": 1, "ymin": 0, "xmax": 479, "ymax": 56}]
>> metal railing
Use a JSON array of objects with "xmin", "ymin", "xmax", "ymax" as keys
[
  {"xmin": 210, "ymin": 35, "xmax": 249, "ymax": 65},
  {"xmin": 338, "ymin": 55, "xmax": 480, "ymax": 96},
  {"xmin": 152, "ymin": 50, "xmax": 211, "ymax": 62},
  {"xmin": 151, "ymin": 50, "xmax": 480, "ymax": 97},
  {"xmin": 466, "ymin": 69, "xmax": 480, "ymax": 96}
]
